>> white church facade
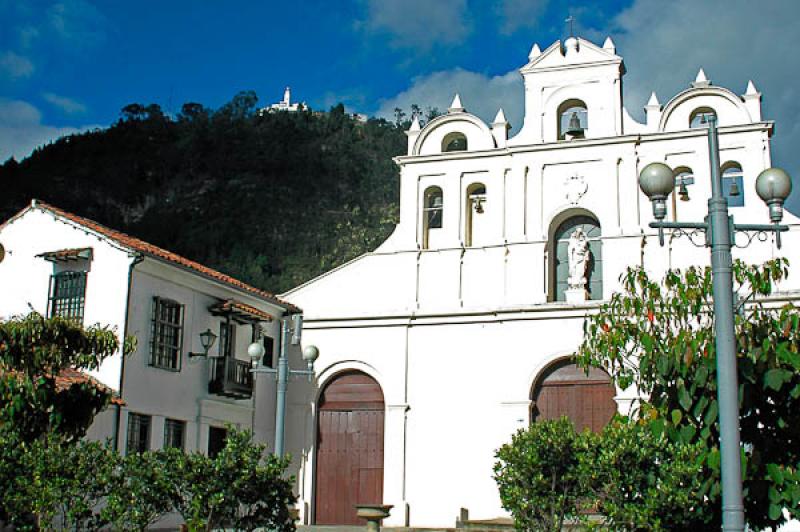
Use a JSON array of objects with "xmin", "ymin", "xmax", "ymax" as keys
[{"xmin": 281, "ymin": 35, "xmax": 800, "ymax": 527}]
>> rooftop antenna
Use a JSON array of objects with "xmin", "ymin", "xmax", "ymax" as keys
[{"xmin": 565, "ymin": 15, "xmax": 576, "ymax": 38}]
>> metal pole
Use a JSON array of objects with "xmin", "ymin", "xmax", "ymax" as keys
[
  {"xmin": 707, "ymin": 115, "xmax": 745, "ymax": 531},
  {"xmin": 274, "ymin": 318, "xmax": 291, "ymax": 456}
]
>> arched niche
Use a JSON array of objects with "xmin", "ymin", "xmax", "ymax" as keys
[
  {"xmin": 422, "ymin": 185, "xmax": 444, "ymax": 249},
  {"xmin": 315, "ymin": 371, "xmax": 385, "ymax": 525},
  {"xmin": 548, "ymin": 213, "xmax": 602, "ymax": 302},
  {"xmin": 557, "ymin": 98, "xmax": 588, "ymax": 140},
  {"xmin": 442, "ymin": 131, "xmax": 468, "ymax": 152},
  {"xmin": 465, "ymin": 182, "xmax": 487, "ymax": 247},
  {"xmin": 530, "ymin": 358, "xmax": 616, "ymax": 432},
  {"xmin": 689, "ymin": 106, "xmax": 716, "ymax": 128}
]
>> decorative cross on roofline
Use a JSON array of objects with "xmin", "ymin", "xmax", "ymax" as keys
[{"xmin": 565, "ymin": 15, "xmax": 576, "ymax": 37}]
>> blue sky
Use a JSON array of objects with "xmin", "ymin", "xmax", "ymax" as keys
[{"xmin": 1, "ymin": 0, "xmax": 799, "ymax": 207}]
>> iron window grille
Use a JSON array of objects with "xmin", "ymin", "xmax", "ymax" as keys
[
  {"xmin": 164, "ymin": 418, "xmax": 186, "ymax": 450},
  {"xmin": 150, "ymin": 297, "xmax": 184, "ymax": 370},
  {"xmin": 126, "ymin": 413, "xmax": 151, "ymax": 454},
  {"xmin": 48, "ymin": 271, "xmax": 87, "ymax": 324}
]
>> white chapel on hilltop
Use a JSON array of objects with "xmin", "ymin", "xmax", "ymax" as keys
[{"xmin": 279, "ymin": 36, "xmax": 800, "ymax": 527}]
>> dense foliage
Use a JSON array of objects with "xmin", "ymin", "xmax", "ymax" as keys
[
  {"xmin": 495, "ymin": 417, "xmax": 706, "ymax": 532},
  {"xmin": 0, "ymin": 313, "xmax": 125, "ymax": 442},
  {"xmin": 0, "ymin": 93, "xmax": 408, "ymax": 292},
  {"xmin": 0, "ymin": 315, "xmax": 295, "ymax": 531},
  {"xmin": 494, "ymin": 417, "xmax": 594, "ymax": 531},
  {"xmin": 576, "ymin": 260, "xmax": 800, "ymax": 529}
]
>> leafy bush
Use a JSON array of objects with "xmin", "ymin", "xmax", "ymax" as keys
[
  {"xmin": 577, "ymin": 260, "xmax": 800, "ymax": 528},
  {"xmin": 494, "ymin": 418, "xmax": 596, "ymax": 531},
  {"xmin": 592, "ymin": 419, "xmax": 706, "ymax": 530}
]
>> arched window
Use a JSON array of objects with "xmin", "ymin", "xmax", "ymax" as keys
[
  {"xmin": 465, "ymin": 183, "xmax": 486, "ymax": 247},
  {"xmin": 530, "ymin": 359, "xmax": 617, "ymax": 432},
  {"xmin": 690, "ymin": 107, "xmax": 716, "ymax": 128},
  {"xmin": 422, "ymin": 186, "xmax": 443, "ymax": 249},
  {"xmin": 551, "ymin": 215, "xmax": 602, "ymax": 302},
  {"xmin": 442, "ymin": 132, "xmax": 468, "ymax": 152},
  {"xmin": 722, "ymin": 162, "xmax": 744, "ymax": 207},
  {"xmin": 557, "ymin": 99, "xmax": 588, "ymax": 140}
]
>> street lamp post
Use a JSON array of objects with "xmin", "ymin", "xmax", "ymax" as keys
[
  {"xmin": 248, "ymin": 315, "xmax": 319, "ymax": 456},
  {"xmin": 638, "ymin": 114, "xmax": 791, "ymax": 531}
]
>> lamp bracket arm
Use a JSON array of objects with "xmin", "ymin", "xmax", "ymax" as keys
[{"xmin": 649, "ymin": 221, "xmax": 709, "ymax": 248}]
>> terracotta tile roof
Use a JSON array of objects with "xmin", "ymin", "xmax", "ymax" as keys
[
  {"xmin": 56, "ymin": 368, "xmax": 124, "ymax": 405},
  {"xmin": 209, "ymin": 298, "xmax": 275, "ymax": 322},
  {"xmin": 26, "ymin": 200, "xmax": 299, "ymax": 312},
  {"xmin": 0, "ymin": 367, "xmax": 123, "ymax": 405}
]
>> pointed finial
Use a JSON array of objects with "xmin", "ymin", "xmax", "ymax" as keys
[
  {"xmin": 603, "ymin": 36, "xmax": 615, "ymax": 52},
  {"xmin": 409, "ymin": 115, "xmax": 421, "ymax": 132},
  {"xmin": 692, "ymin": 68, "xmax": 710, "ymax": 87},
  {"xmin": 745, "ymin": 80, "xmax": 759, "ymax": 95},
  {"xmin": 529, "ymin": 43, "xmax": 541, "ymax": 61},
  {"xmin": 493, "ymin": 108, "xmax": 507, "ymax": 124},
  {"xmin": 646, "ymin": 91, "xmax": 660, "ymax": 107},
  {"xmin": 448, "ymin": 93, "xmax": 465, "ymax": 113}
]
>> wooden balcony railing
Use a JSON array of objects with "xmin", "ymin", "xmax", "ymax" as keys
[{"xmin": 209, "ymin": 356, "xmax": 253, "ymax": 399}]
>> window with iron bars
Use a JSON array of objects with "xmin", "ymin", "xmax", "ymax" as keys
[
  {"xmin": 126, "ymin": 413, "xmax": 151, "ymax": 454},
  {"xmin": 164, "ymin": 418, "xmax": 186, "ymax": 450},
  {"xmin": 48, "ymin": 271, "xmax": 87, "ymax": 324},
  {"xmin": 150, "ymin": 297, "xmax": 184, "ymax": 370}
]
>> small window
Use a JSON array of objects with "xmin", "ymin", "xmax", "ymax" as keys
[
  {"xmin": 150, "ymin": 297, "xmax": 184, "ymax": 370},
  {"xmin": 208, "ymin": 426, "xmax": 228, "ymax": 458},
  {"xmin": 219, "ymin": 322, "xmax": 237, "ymax": 358},
  {"xmin": 164, "ymin": 419, "xmax": 186, "ymax": 450},
  {"xmin": 690, "ymin": 107, "xmax": 716, "ymax": 128},
  {"xmin": 250, "ymin": 324, "xmax": 274, "ymax": 367},
  {"xmin": 126, "ymin": 413, "xmax": 151, "ymax": 454},
  {"xmin": 722, "ymin": 162, "xmax": 744, "ymax": 207},
  {"xmin": 442, "ymin": 132, "xmax": 467, "ymax": 152},
  {"xmin": 558, "ymin": 99, "xmax": 588, "ymax": 140},
  {"xmin": 262, "ymin": 336, "xmax": 275, "ymax": 368},
  {"xmin": 48, "ymin": 271, "xmax": 87, "ymax": 324}
]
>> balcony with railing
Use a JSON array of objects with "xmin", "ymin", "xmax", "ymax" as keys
[{"xmin": 209, "ymin": 356, "xmax": 253, "ymax": 399}]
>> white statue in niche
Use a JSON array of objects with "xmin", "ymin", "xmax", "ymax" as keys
[{"xmin": 567, "ymin": 227, "xmax": 590, "ymax": 290}]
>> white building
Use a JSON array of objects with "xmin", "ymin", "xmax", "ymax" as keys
[
  {"xmin": 282, "ymin": 36, "xmax": 800, "ymax": 527},
  {"xmin": 0, "ymin": 200, "xmax": 300, "ymax": 456},
  {"xmin": 262, "ymin": 86, "xmax": 304, "ymax": 113}
]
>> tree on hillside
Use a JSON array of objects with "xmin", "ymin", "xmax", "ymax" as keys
[{"xmin": 576, "ymin": 259, "xmax": 800, "ymax": 529}]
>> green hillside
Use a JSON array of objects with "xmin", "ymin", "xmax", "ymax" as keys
[{"xmin": 0, "ymin": 92, "xmax": 407, "ymax": 293}]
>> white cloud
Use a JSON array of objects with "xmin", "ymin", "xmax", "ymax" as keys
[
  {"xmin": 42, "ymin": 92, "xmax": 87, "ymax": 114},
  {"xmin": 377, "ymin": 67, "xmax": 524, "ymax": 129},
  {"xmin": 357, "ymin": 0, "xmax": 471, "ymax": 51},
  {"xmin": 0, "ymin": 51, "xmax": 34, "ymax": 79},
  {"xmin": 47, "ymin": 0, "xmax": 108, "ymax": 48},
  {"xmin": 496, "ymin": 0, "xmax": 549, "ymax": 36},
  {"xmin": 603, "ymin": 0, "xmax": 800, "ymax": 210},
  {"xmin": 0, "ymin": 99, "xmax": 100, "ymax": 162}
]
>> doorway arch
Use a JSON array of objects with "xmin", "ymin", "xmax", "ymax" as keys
[
  {"xmin": 530, "ymin": 359, "xmax": 616, "ymax": 432},
  {"xmin": 315, "ymin": 371, "xmax": 385, "ymax": 524}
]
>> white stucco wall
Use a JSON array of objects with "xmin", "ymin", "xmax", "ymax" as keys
[
  {"xmin": 0, "ymin": 207, "xmax": 133, "ymax": 389},
  {"xmin": 282, "ymin": 36, "xmax": 800, "ymax": 527}
]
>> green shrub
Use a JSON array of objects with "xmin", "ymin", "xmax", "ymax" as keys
[{"xmin": 494, "ymin": 418, "xmax": 597, "ymax": 532}]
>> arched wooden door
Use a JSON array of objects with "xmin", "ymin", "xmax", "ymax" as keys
[
  {"xmin": 531, "ymin": 360, "xmax": 616, "ymax": 432},
  {"xmin": 315, "ymin": 371, "xmax": 385, "ymax": 525}
]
